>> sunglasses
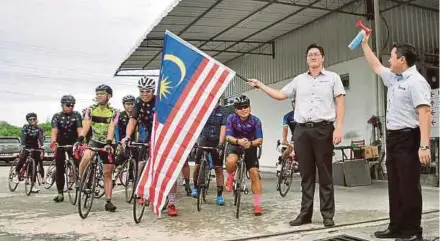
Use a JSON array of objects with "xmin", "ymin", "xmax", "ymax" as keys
[
  {"xmin": 140, "ymin": 89, "xmax": 153, "ymax": 94},
  {"xmin": 27, "ymin": 117, "xmax": 37, "ymax": 121},
  {"xmin": 65, "ymin": 104, "xmax": 74, "ymax": 108},
  {"xmin": 124, "ymin": 102, "xmax": 134, "ymax": 106},
  {"xmin": 236, "ymin": 105, "xmax": 249, "ymax": 110},
  {"xmin": 96, "ymin": 91, "xmax": 108, "ymax": 96}
]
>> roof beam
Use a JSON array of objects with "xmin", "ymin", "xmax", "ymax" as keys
[
  {"xmin": 251, "ymin": 0, "xmax": 367, "ymax": 16},
  {"xmin": 224, "ymin": 0, "xmax": 359, "ymax": 65},
  {"xmin": 139, "ymin": 0, "xmax": 225, "ymax": 71},
  {"xmin": 381, "ymin": 0, "xmax": 438, "ymax": 13},
  {"xmin": 211, "ymin": 0, "xmax": 323, "ymax": 59}
]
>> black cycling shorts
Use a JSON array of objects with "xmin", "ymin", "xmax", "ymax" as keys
[
  {"xmin": 227, "ymin": 144, "xmax": 259, "ymax": 170},
  {"xmin": 195, "ymin": 140, "xmax": 223, "ymax": 167},
  {"xmin": 88, "ymin": 140, "xmax": 113, "ymax": 165}
]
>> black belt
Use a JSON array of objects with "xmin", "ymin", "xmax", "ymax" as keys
[
  {"xmin": 387, "ymin": 127, "xmax": 417, "ymax": 133},
  {"xmin": 297, "ymin": 121, "xmax": 333, "ymax": 128}
]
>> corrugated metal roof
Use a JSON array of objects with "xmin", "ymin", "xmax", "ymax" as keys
[{"xmin": 114, "ymin": 0, "xmax": 439, "ymax": 76}]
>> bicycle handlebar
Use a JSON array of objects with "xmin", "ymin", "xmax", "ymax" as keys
[{"xmin": 23, "ymin": 148, "xmax": 44, "ymax": 153}]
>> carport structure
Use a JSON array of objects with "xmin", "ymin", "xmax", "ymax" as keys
[{"xmin": 114, "ymin": 0, "xmax": 438, "ymax": 77}]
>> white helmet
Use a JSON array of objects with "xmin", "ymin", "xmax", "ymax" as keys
[{"xmin": 138, "ymin": 76, "xmax": 155, "ymax": 91}]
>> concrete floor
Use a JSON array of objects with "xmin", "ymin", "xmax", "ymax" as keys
[{"xmin": 0, "ymin": 166, "xmax": 438, "ymax": 241}]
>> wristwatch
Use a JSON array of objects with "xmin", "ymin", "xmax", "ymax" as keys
[{"xmin": 420, "ymin": 145, "xmax": 430, "ymax": 150}]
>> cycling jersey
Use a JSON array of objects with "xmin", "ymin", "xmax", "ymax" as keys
[
  {"xmin": 51, "ymin": 111, "xmax": 82, "ymax": 145},
  {"xmin": 130, "ymin": 96, "xmax": 155, "ymax": 143},
  {"xmin": 21, "ymin": 124, "xmax": 44, "ymax": 148},
  {"xmin": 283, "ymin": 110, "xmax": 296, "ymax": 140},
  {"xmin": 225, "ymin": 114, "xmax": 263, "ymax": 141},
  {"xmin": 83, "ymin": 103, "xmax": 118, "ymax": 144},
  {"xmin": 114, "ymin": 110, "xmax": 136, "ymax": 142},
  {"xmin": 199, "ymin": 105, "xmax": 229, "ymax": 142}
]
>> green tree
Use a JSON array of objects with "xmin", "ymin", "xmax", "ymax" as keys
[{"xmin": 0, "ymin": 121, "xmax": 52, "ymax": 137}]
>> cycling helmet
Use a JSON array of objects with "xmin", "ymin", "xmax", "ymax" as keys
[
  {"xmin": 26, "ymin": 112, "xmax": 37, "ymax": 120},
  {"xmin": 95, "ymin": 84, "xmax": 113, "ymax": 96},
  {"xmin": 60, "ymin": 95, "xmax": 76, "ymax": 104},
  {"xmin": 138, "ymin": 76, "xmax": 155, "ymax": 90},
  {"xmin": 122, "ymin": 95, "xmax": 135, "ymax": 104},
  {"xmin": 233, "ymin": 95, "xmax": 250, "ymax": 108}
]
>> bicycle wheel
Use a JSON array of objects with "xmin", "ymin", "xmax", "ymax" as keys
[
  {"xmin": 66, "ymin": 159, "xmax": 79, "ymax": 205},
  {"xmin": 278, "ymin": 158, "xmax": 293, "ymax": 197},
  {"xmin": 132, "ymin": 192, "xmax": 147, "ymax": 223},
  {"xmin": 125, "ymin": 159, "xmax": 137, "ymax": 203},
  {"xmin": 234, "ymin": 161, "xmax": 244, "ymax": 219},
  {"xmin": 78, "ymin": 162, "xmax": 96, "ymax": 219},
  {"xmin": 8, "ymin": 159, "xmax": 19, "ymax": 192},
  {"xmin": 25, "ymin": 158, "xmax": 36, "ymax": 196},
  {"xmin": 44, "ymin": 160, "xmax": 56, "ymax": 189},
  {"xmin": 197, "ymin": 159, "xmax": 207, "ymax": 212}
]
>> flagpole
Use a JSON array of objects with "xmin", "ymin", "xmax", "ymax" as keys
[{"xmin": 236, "ymin": 73, "xmax": 259, "ymax": 89}]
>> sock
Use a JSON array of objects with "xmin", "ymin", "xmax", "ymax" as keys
[
  {"xmin": 253, "ymin": 194, "xmax": 261, "ymax": 207},
  {"xmin": 106, "ymin": 199, "xmax": 111, "ymax": 203},
  {"xmin": 228, "ymin": 172, "xmax": 234, "ymax": 181},
  {"xmin": 168, "ymin": 193, "xmax": 176, "ymax": 204},
  {"xmin": 217, "ymin": 186, "xmax": 223, "ymax": 196}
]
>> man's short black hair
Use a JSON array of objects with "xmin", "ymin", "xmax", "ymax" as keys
[
  {"xmin": 392, "ymin": 42, "xmax": 417, "ymax": 67},
  {"xmin": 306, "ymin": 43, "xmax": 325, "ymax": 56}
]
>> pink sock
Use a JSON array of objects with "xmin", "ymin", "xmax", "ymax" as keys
[
  {"xmin": 253, "ymin": 194, "xmax": 261, "ymax": 207},
  {"xmin": 228, "ymin": 172, "xmax": 234, "ymax": 180}
]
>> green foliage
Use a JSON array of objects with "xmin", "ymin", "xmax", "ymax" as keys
[{"xmin": 0, "ymin": 121, "xmax": 51, "ymax": 137}]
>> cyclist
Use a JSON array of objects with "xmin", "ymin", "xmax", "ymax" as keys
[
  {"xmin": 76, "ymin": 84, "xmax": 118, "ymax": 212},
  {"xmin": 50, "ymin": 95, "xmax": 83, "ymax": 202},
  {"xmin": 191, "ymin": 99, "xmax": 228, "ymax": 206},
  {"xmin": 278, "ymin": 99, "xmax": 296, "ymax": 173},
  {"xmin": 14, "ymin": 113, "xmax": 45, "ymax": 192},
  {"xmin": 225, "ymin": 95, "xmax": 263, "ymax": 215},
  {"xmin": 113, "ymin": 95, "xmax": 137, "ymax": 186}
]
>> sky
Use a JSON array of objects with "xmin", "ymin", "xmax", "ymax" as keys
[{"xmin": 0, "ymin": 0, "xmax": 177, "ymax": 126}]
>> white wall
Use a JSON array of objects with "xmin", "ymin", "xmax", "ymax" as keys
[{"xmin": 242, "ymin": 57, "xmax": 377, "ymax": 168}]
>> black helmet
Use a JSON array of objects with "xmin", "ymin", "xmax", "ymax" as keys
[
  {"xmin": 95, "ymin": 84, "xmax": 113, "ymax": 96},
  {"xmin": 122, "ymin": 95, "xmax": 135, "ymax": 104},
  {"xmin": 233, "ymin": 95, "xmax": 250, "ymax": 108},
  {"xmin": 61, "ymin": 95, "xmax": 76, "ymax": 104},
  {"xmin": 26, "ymin": 112, "xmax": 37, "ymax": 120},
  {"xmin": 138, "ymin": 76, "xmax": 155, "ymax": 91}
]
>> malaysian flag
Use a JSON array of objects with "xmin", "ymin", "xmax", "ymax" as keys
[{"xmin": 136, "ymin": 30, "xmax": 236, "ymax": 217}]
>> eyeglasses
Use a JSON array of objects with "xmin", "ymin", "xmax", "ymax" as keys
[
  {"xmin": 307, "ymin": 53, "xmax": 321, "ymax": 58},
  {"xmin": 124, "ymin": 102, "xmax": 134, "ymax": 106},
  {"xmin": 27, "ymin": 117, "xmax": 36, "ymax": 121},
  {"xmin": 65, "ymin": 104, "xmax": 74, "ymax": 108},
  {"xmin": 235, "ymin": 105, "xmax": 249, "ymax": 110}
]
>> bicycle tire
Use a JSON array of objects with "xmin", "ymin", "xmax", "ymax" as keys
[
  {"xmin": 125, "ymin": 159, "xmax": 137, "ymax": 203},
  {"xmin": 235, "ymin": 161, "xmax": 244, "ymax": 219},
  {"xmin": 8, "ymin": 159, "xmax": 19, "ymax": 192},
  {"xmin": 78, "ymin": 162, "xmax": 96, "ymax": 219},
  {"xmin": 25, "ymin": 158, "xmax": 36, "ymax": 196},
  {"xmin": 44, "ymin": 160, "xmax": 56, "ymax": 189},
  {"xmin": 197, "ymin": 159, "xmax": 206, "ymax": 212},
  {"xmin": 66, "ymin": 159, "xmax": 79, "ymax": 205},
  {"xmin": 132, "ymin": 165, "xmax": 146, "ymax": 224},
  {"xmin": 278, "ymin": 158, "xmax": 293, "ymax": 197}
]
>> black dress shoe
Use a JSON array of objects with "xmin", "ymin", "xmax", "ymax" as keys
[
  {"xmin": 289, "ymin": 217, "xmax": 312, "ymax": 226},
  {"xmin": 323, "ymin": 218, "xmax": 335, "ymax": 227},
  {"xmin": 374, "ymin": 229, "xmax": 401, "ymax": 239},
  {"xmin": 395, "ymin": 235, "xmax": 423, "ymax": 241}
]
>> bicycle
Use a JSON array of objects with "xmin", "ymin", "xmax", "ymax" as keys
[
  {"xmin": 276, "ymin": 140, "xmax": 298, "ymax": 197},
  {"xmin": 125, "ymin": 142, "xmax": 149, "ymax": 204},
  {"xmin": 77, "ymin": 146, "xmax": 112, "ymax": 219},
  {"xmin": 7, "ymin": 148, "xmax": 44, "ymax": 196},
  {"xmin": 56, "ymin": 145, "xmax": 80, "ymax": 205},
  {"xmin": 194, "ymin": 145, "xmax": 217, "ymax": 212},
  {"xmin": 44, "ymin": 159, "xmax": 56, "ymax": 189},
  {"xmin": 232, "ymin": 145, "xmax": 261, "ymax": 219}
]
